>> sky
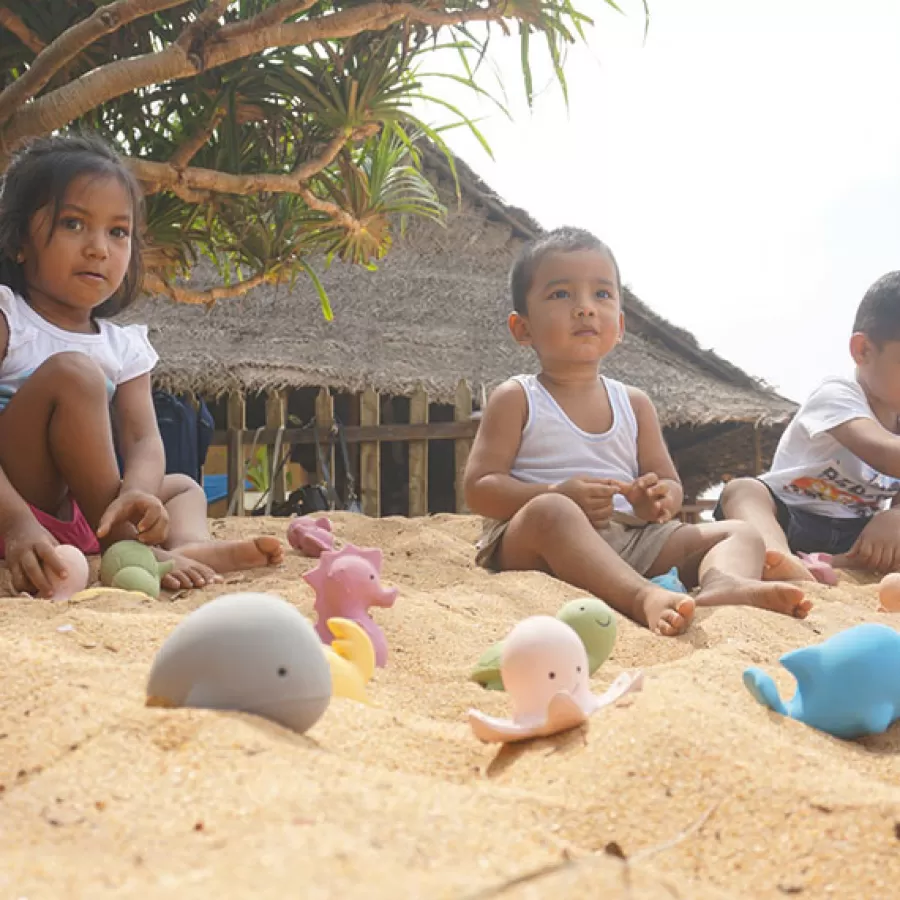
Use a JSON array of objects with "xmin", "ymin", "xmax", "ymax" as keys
[{"xmin": 415, "ymin": 0, "xmax": 900, "ymax": 405}]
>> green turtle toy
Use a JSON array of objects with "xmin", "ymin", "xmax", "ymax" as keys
[
  {"xmin": 471, "ymin": 596, "xmax": 618, "ymax": 691},
  {"xmin": 100, "ymin": 540, "xmax": 175, "ymax": 599}
]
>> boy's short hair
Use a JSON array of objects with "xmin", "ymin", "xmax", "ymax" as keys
[
  {"xmin": 853, "ymin": 271, "xmax": 900, "ymax": 344},
  {"xmin": 509, "ymin": 226, "xmax": 621, "ymax": 315}
]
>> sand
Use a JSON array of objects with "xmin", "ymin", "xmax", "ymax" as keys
[{"xmin": 2, "ymin": 512, "xmax": 900, "ymax": 899}]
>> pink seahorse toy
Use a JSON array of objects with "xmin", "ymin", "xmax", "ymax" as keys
[{"xmin": 302, "ymin": 544, "xmax": 398, "ymax": 667}]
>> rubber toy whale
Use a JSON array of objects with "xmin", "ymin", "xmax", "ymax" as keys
[
  {"xmin": 743, "ymin": 623, "xmax": 900, "ymax": 739},
  {"xmin": 146, "ymin": 592, "xmax": 332, "ymax": 733}
]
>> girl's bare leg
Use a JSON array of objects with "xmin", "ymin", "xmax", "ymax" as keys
[
  {"xmin": 496, "ymin": 493, "xmax": 695, "ymax": 636},
  {"xmin": 154, "ymin": 474, "xmax": 284, "ymax": 589},
  {"xmin": 0, "ymin": 353, "xmax": 135, "ymax": 545}
]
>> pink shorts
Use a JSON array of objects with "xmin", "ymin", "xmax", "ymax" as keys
[{"xmin": 0, "ymin": 499, "xmax": 100, "ymax": 559}]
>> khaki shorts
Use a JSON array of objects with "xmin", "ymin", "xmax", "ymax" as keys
[{"xmin": 475, "ymin": 510, "xmax": 684, "ymax": 576}]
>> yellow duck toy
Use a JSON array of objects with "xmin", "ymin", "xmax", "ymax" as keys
[{"xmin": 322, "ymin": 617, "xmax": 376, "ymax": 704}]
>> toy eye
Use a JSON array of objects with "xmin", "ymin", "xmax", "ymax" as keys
[
  {"xmin": 576, "ymin": 666, "xmax": 582, "ymax": 673},
  {"xmin": 548, "ymin": 671, "xmax": 556, "ymax": 680},
  {"xmin": 277, "ymin": 667, "xmax": 288, "ymax": 677},
  {"xmin": 370, "ymin": 574, "xmax": 375, "ymax": 580},
  {"xmin": 580, "ymin": 606, "xmax": 585, "ymax": 611}
]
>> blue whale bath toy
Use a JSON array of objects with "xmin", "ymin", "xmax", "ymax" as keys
[{"xmin": 743, "ymin": 623, "xmax": 900, "ymax": 740}]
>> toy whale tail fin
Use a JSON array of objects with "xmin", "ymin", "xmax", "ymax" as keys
[{"xmin": 742, "ymin": 667, "xmax": 789, "ymax": 716}]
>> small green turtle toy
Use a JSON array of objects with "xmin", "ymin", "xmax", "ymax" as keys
[
  {"xmin": 471, "ymin": 596, "xmax": 618, "ymax": 691},
  {"xmin": 100, "ymin": 540, "xmax": 174, "ymax": 598}
]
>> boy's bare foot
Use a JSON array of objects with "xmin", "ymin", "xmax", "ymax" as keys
[
  {"xmin": 698, "ymin": 568, "xmax": 812, "ymax": 618},
  {"xmin": 171, "ymin": 536, "xmax": 285, "ymax": 576},
  {"xmin": 763, "ymin": 549, "xmax": 817, "ymax": 583},
  {"xmin": 154, "ymin": 549, "xmax": 222, "ymax": 591},
  {"xmin": 638, "ymin": 586, "xmax": 696, "ymax": 636}
]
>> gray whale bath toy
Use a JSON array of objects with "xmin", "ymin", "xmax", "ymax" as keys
[{"xmin": 146, "ymin": 592, "xmax": 332, "ymax": 733}]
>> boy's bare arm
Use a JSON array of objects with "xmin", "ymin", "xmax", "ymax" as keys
[
  {"xmin": 463, "ymin": 381, "xmax": 549, "ymax": 521},
  {"xmin": 627, "ymin": 388, "xmax": 684, "ymax": 520},
  {"xmin": 829, "ymin": 418, "xmax": 900, "ymax": 479}
]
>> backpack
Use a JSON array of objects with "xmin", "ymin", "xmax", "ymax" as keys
[{"xmin": 153, "ymin": 390, "xmax": 214, "ymax": 485}]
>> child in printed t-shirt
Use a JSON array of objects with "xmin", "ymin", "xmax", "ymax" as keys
[
  {"xmin": 0, "ymin": 133, "xmax": 284, "ymax": 597},
  {"xmin": 463, "ymin": 226, "xmax": 812, "ymax": 636},
  {"xmin": 717, "ymin": 271, "xmax": 900, "ymax": 581}
]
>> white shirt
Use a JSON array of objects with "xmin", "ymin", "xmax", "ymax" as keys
[
  {"xmin": 509, "ymin": 374, "xmax": 640, "ymax": 514},
  {"xmin": 0, "ymin": 285, "xmax": 158, "ymax": 411},
  {"xmin": 760, "ymin": 375, "xmax": 900, "ymax": 519}
]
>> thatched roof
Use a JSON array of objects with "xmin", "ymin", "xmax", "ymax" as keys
[{"xmin": 120, "ymin": 146, "xmax": 795, "ymax": 430}]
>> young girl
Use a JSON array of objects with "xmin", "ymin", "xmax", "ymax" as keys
[{"xmin": 0, "ymin": 133, "xmax": 283, "ymax": 597}]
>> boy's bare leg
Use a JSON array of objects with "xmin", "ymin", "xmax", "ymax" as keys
[
  {"xmin": 717, "ymin": 478, "xmax": 815, "ymax": 582},
  {"xmin": 496, "ymin": 494, "xmax": 696, "ymax": 637},
  {"xmin": 648, "ymin": 520, "xmax": 812, "ymax": 618},
  {"xmin": 153, "ymin": 475, "xmax": 284, "ymax": 590}
]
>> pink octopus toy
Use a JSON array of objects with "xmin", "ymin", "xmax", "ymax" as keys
[{"xmin": 302, "ymin": 544, "xmax": 398, "ymax": 667}]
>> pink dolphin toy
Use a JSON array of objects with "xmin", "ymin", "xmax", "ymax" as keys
[
  {"xmin": 302, "ymin": 544, "xmax": 398, "ymax": 667},
  {"xmin": 468, "ymin": 615, "xmax": 643, "ymax": 744},
  {"xmin": 287, "ymin": 516, "xmax": 334, "ymax": 557}
]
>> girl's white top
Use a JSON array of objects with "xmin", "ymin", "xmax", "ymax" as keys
[
  {"xmin": 0, "ymin": 285, "xmax": 159, "ymax": 411},
  {"xmin": 509, "ymin": 374, "xmax": 640, "ymax": 514}
]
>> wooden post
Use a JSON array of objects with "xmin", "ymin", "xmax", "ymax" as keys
[
  {"xmin": 454, "ymin": 380, "xmax": 473, "ymax": 514},
  {"xmin": 360, "ymin": 387, "xmax": 380, "ymax": 517},
  {"xmin": 314, "ymin": 387, "xmax": 335, "ymax": 486},
  {"xmin": 753, "ymin": 428, "xmax": 763, "ymax": 476},
  {"xmin": 408, "ymin": 386, "xmax": 429, "ymax": 517},
  {"xmin": 226, "ymin": 392, "xmax": 246, "ymax": 517},
  {"xmin": 265, "ymin": 389, "xmax": 288, "ymax": 505}
]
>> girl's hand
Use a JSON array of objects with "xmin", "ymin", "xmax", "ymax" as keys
[
  {"xmin": 3, "ymin": 517, "xmax": 67, "ymax": 597},
  {"xmin": 616, "ymin": 473, "xmax": 676, "ymax": 523},
  {"xmin": 97, "ymin": 489, "xmax": 169, "ymax": 546}
]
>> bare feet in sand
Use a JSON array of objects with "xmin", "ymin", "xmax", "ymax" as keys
[
  {"xmin": 154, "ymin": 550, "xmax": 223, "ymax": 591},
  {"xmin": 763, "ymin": 549, "xmax": 817, "ymax": 583},
  {"xmin": 172, "ymin": 536, "xmax": 285, "ymax": 578},
  {"xmin": 697, "ymin": 568, "xmax": 813, "ymax": 618},
  {"xmin": 638, "ymin": 586, "xmax": 697, "ymax": 636}
]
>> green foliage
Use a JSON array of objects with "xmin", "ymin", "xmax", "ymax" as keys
[{"xmin": 0, "ymin": 0, "xmax": 637, "ymax": 311}]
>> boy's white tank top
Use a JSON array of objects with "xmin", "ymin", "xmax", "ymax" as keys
[{"xmin": 509, "ymin": 374, "xmax": 639, "ymax": 514}]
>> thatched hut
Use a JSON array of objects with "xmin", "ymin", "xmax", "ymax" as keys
[{"xmin": 117, "ymin": 146, "xmax": 797, "ymax": 517}]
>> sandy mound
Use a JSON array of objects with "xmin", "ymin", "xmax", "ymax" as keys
[{"xmin": 3, "ymin": 513, "xmax": 900, "ymax": 899}]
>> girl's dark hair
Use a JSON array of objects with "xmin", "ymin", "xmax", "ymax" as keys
[{"xmin": 0, "ymin": 132, "xmax": 145, "ymax": 318}]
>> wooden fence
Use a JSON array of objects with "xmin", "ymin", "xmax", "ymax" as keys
[{"xmin": 214, "ymin": 382, "xmax": 478, "ymax": 517}]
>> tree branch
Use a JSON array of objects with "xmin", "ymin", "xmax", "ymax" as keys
[
  {"xmin": 1, "ymin": 2, "xmax": 504, "ymax": 151},
  {"xmin": 224, "ymin": 0, "xmax": 322, "ymax": 40},
  {"xmin": 0, "ymin": 8, "xmax": 45, "ymax": 55},
  {"xmin": 168, "ymin": 108, "xmax": 226, "ymax": 169},
  {"xmin": 0, "ymin": 0, "xmax": 190, "ymax": 125},
  {"xmin": 175, "ymin": 0, "xmax": 231, "ymax": 53},
  {"xmin": 131, "ymin": 127, "xmax": 360, "ymax": 227},
  {"xmin": 144, "ymin": 271, "xmax": 269, "ymax": 307}
]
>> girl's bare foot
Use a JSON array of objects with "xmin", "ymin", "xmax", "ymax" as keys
[
  {"xmin": 698, "ymin": 568, "xmax": 812, "ymax": 618},
  {"xmin": 170, "ymin": 536, "xmax": 285, "ymax": 576},
  {"xmin": 153, "ymin": 548, "xmax": 222, "ymax": 591},
  {"xmin": 763, "ymin": 549, "xmax": 817, "ymax": 583},
  {"xmin": 638, "ymin": 586, "xmax": 696, "ymax": 636}
]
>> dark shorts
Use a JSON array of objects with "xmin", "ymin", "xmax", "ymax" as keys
[{"xmin": 714, "ymin": 480, "xmax": 869, "ymax": 556}]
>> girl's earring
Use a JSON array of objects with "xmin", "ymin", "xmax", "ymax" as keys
[{"xmin": 15, "ymin": 252, "xmax": 24, "ymax": 263}]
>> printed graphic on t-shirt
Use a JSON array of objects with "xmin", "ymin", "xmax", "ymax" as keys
[{"xmin": 781, "ymin": 462, "xmax": 900, "ymax": 513}]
